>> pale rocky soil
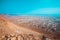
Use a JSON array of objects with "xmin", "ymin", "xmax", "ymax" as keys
[{"xmin": 0, "ymin": 15, "xmax": 60, "ymax": 40}]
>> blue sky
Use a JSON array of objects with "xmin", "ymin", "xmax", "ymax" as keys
[{"xmin": 0, "ymin": 0, "xmax": 60, "ymax": 15}]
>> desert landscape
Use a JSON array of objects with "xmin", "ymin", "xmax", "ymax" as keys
[{"xmin": 0, "ymin": 15, "xmax": 60, "ymax": 40}]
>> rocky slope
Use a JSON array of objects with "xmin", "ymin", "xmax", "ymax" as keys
[{"xmin": 0, "ymin": 15, "xmax": 60, "ymax": 40}]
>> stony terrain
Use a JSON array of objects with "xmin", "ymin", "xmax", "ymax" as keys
[{"xmin": 0, "ymin": 15, "xmax": 60, "ymax": 40}]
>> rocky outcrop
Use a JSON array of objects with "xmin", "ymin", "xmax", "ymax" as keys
[{"xmin": 0, "ymin": 15, "xmax": 60, "ymax": 40}]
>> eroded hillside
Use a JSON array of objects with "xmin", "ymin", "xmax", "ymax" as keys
[{"xmin": 0, "ymin": 15, "xmax": 60, "ymax": 40}]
